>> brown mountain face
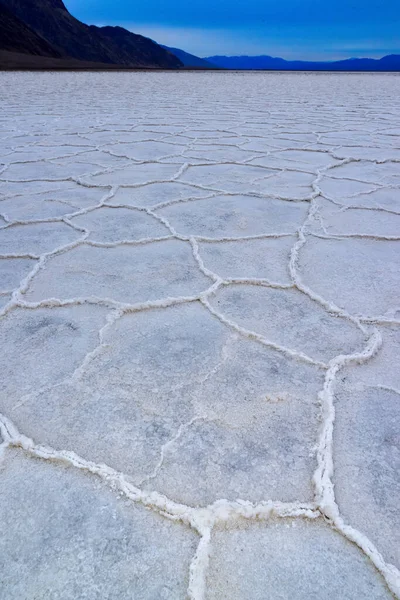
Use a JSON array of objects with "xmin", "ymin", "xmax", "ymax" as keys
[{"xmin": 0, "ymin": 0, "xmax": 183, "ymax": 68}]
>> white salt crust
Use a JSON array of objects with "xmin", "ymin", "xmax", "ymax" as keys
[{"xmin": 1, "ymin": 72, "xmax": 400, "ymax": 599}]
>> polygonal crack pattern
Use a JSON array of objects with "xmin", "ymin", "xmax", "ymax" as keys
[{"xmin": 0, "ymin": 72, "xmax": 399, "ymax": 600}]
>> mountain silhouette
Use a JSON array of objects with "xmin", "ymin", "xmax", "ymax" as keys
[
  {"xmin": 205, "ymin": 54, "xmax": 400, "ymax": 71},
  {"xmin": 1, "ymin": 0, "xmax": 398, "ymax": 72},
  {"xmin": 0, "ymin": 0, "xmax": 182, "ymax": 68}
]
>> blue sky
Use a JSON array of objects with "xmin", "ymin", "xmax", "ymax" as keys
[{"xmin": 64, "ymin": 0, "xmax": 400, "ymax": 60}]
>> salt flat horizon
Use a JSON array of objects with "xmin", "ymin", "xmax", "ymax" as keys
[{"xmin": 0, "ymin": 71, "xmax": 399, "ymax": 599}]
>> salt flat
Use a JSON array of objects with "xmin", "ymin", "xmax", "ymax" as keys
[{"xmin": 0, "ymin": 71, "xmax": 399, "ymax": 599}]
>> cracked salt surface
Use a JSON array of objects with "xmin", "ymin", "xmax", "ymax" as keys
[
  {"xmin": 206, "ymin": 518, "xmax": 393, "ymax": 599},
  {"xmin": 0, "ymin": 71, "xmax": 399, "ymax": 599},
  {"xmin": 0, "ymin": 448, "xmax": 198, "ymax": 600}
]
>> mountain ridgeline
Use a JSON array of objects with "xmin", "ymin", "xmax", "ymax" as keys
[
  {"xmin": 0, "ymin": 0, "xmax": 399, "ymax": 71},
  {"xmin": 161, "ymin": 45, "xmax": 217, "ymax": 69},
  {"xmin": 205, "ymin": 54, "xmax": 400, "ymax": 71},
  {"xmin": 0, "ymin": 0, "xmax": 183, "ymax": 68}
]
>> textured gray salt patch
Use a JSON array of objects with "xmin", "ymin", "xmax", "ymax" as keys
[
  {"xmin": 340, "ymin": 325, "xmax": 399, "ymax": 388},
  {"xmin": 3, "ymin": 160, "xmax": 102, "ymax": 181},
  {"xmin": 42, "ymin": 184, "xmax": 108, "ymax": 209},
  {"xmin": 0, "ymin": 180, "xmax": 75, "ymax": 198},
  {"xmin": 329, "ymin": 161, "xmax": 400, "ymax": 186},
  {"xmin": 191, "ymin": 136, "xmax": 245, "ymax": 147},
  {"xmin": 184, "ymin": 145, "xmax": 252, "ymax": 163},
  {"xmin": 380, "ymin": 127, "xmax": 400, "ymax": 136},
  {"xmin": 198, "ymin": 237, "xmax": 294, "ymax": 283},
  {"xmin": 179, "ymin": 163, "xmax": 278, "ymax": 193},
  {"xmin": 280, "ymin": 127, "xmax": 320, "ymax": 135},
  {"xmin": 83, "ymin": 131, "xmax": 165, "ymax": 144},
  {"xmin": 25, "ymin": 240, "xmax": 209, "ymax": 303},
  {"xmin": 256, "ymin": 137, "xmax": 310, "ymax": 149},
  {"xmin": 0, "ymin": 257, "xmax": 36, "ymax": 291},
  {"xmin": 275, "ymin": 133, "xmax": 318, "ymax": 142},
  {"xmin": 179, "ymin": 130, "xmax": 238, "ymax": 140},
  {"xmin": 143, "ymin": 371, "xmax": 319, "ymax": 506},
  {"xmin": 109, "ymin": 182, "xmax": 208, "ymax": 208},
  {"xmin": 334, "ymin": 325, "xmax": 400, "ymax": 568},
  {"xmin": 333, "ymin": 146, "xmax": 400, "ymax": 161},
  {"xmin": 34, "ymin": 134, "xmax": 94, "ymax": 147},
  {"xmin": 240, "ymin": 139, "xmax": 289, "ymax": 153},
  {"xmin": 305, "ymin": 142, "xmax": 348, "ymax": 153},
  {"xmin": 318, "ymin": 133, "xmax": 374, "ymax": 146},
  {"xmin": 104, "ymin": 140, "xmax": 186, "ymax": 160},
  {"xmin": 141, "ymin": 125, "xmax": 188, "ymax": 135},
  {"xmin": 318, "ymin": 176, "xmax": 377, "ymax": 199},
  {"xmin": 255, "ymin": 169, "xmax": 314, "ymax": 199},
  {"xmin": 231, "ymin": 125, "xmax": 275, "ymax": 136},
  {"xmin": 249, "ymin": 149, "xmax": 341, "ymax": 171},
  {"xmin": 53, "ymin": 153, "xmax": 132, "ymax": 170},
  {"xmin": 274, "ymin": 123, "xmax": 318, "ymax": 134},
  {"xmin": 0, "ymin": 449, "xmax": 197, "ymax": 600},
  {"xmin": 309, "ymin": 198, "xmax": 400, "ymax": 237},
  {"xmin": 70, "ymin": 206, "xmax": 169, "ymax": 243},
  {"xmin": 1, "ymin": 134, "xmax": 43, "ymax": 148},
  {"xmin": 11, "ymin": 303, "xmax": 322, "ymax": 505},
  {"xmin": 0, "ymin": 222, "xmax": 81, "ymax": 255},
  {"xmin": 0, "ymin": 294, "xmax": 11, "ymax": 310},
  {"xmin": 321, "ymin": 128, "xmax": 371, "ymax": 138},
  {"xmin": 213, "ymin": 166, "xmax": 312, "ymax": 197},
  {"xmin": 0, "ymin": 189, "xmax": 95, "ymax": 221},
  {"xmin": 84, "ymin": 162, "xmax": 179, "ymax": 186},
  {"xmin": 211, "ymin": 284, "xmax": 366, "ymax": 363},
  {"xmin": 377, "ymin": 134, "xmax": 400, "ymax": 148},
  {"xmin": 96, "ymin": 151, "xmax": 144, "ymax": 169},
  {"xmin": 340, "ymin": 188, "xmax": 400, "ymax": 212},
  {"xmin": 6, "ymin": 145, "xmax": 88, "ymax": 163},
  {"xmin": 159, "ymin": 196, "xmax": 308, "ymax": 238},
  {"xmin": 299, "ymin": 236, "xmax": 400, "ymax": 317},
  {"xmin": 335, "ymin": 384, "xmax": 400, "ymax": 570},
  {"xmin": 206, "ymin": 518, "xmax": 392, "ymax": 600},
  {"xmin": 0, "ymin": 305, "xmax": 109, "ymax": 404},
  {"xmin": 161, "ymin": 156, "xmax": 215, "ymax": 166}
]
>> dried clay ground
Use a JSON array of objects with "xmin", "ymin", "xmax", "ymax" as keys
[{"xmin": 0, "ymin": 71, "xmax": 399, "ymax": 599}]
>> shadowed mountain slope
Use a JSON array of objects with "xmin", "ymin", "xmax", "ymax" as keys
[
  {"xmin": 161, "ymin": 45, "xmax": 217, "ymax": 69},
  {"xmin": 0, "ymin": 0, "xmax": 182, "ymax": 68},
  {"xmin": 0, "ymin": 4, "xmax": 61, "ymax": 57}
]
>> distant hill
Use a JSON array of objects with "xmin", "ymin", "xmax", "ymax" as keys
[
  {"xmin": 205, "ymin": 54, "xmax": 400, "ymax": 71},
  {"xmin": 0, "ymin": 0, "xmax": 182, "ymax": 68},
  {"xmin": 161, "ymin": 45, "xmax": 216, "ymax": 69}
]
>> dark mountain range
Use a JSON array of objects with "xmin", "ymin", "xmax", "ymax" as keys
[
  {"xmin": 161, "ymin": 45, "xmax": 217, "ymax": 69},
  {"xmin": 2, "ymin": 0, "xmax": 397, "ymax": 72},
  {"xmin": 0, "ymin": 4, "xmax": 61, "ymax": 57},
  {"xmin": 205, "ymin": 54, "xmax": 400, "ymax": 71},
  {"xmin": 0, "ymin": 0, "xmax": 182, "ymax": 68}
]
